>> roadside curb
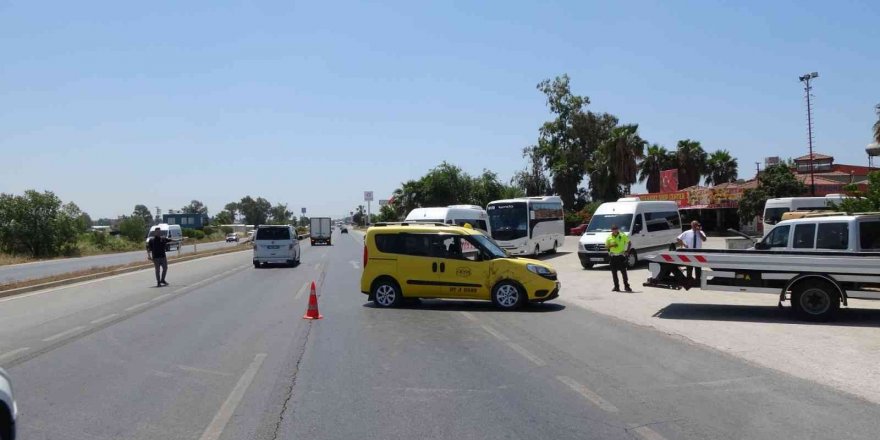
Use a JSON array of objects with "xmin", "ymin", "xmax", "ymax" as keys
[{"xmin": 0, "ymin": 246, "xmax": 250, "ymax": 299}]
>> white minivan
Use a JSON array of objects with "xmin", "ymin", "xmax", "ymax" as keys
[
  {"xmin": 144, "ymin": 223, "xmax": 183, "ymax": 251},
  {"xmin": 253, "ymin": 225, "xmax": 301, "ymax": 268},
  {"xmin": 404, "ymin": 205, "xmax": 489, "ymax": 232},
  {"xmin": 578, "ymin": 198, "xmax": 681, "ymax": 269}
]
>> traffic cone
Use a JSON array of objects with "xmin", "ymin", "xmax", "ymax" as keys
[{"xmin": 303, "ymin": 281, "xmax": 323, "ymax": 320}]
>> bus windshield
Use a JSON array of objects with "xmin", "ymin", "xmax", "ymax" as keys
[
  {"xmin": 488, "ymin": 203, "xmax": 528, "ymax": 241},
  {"xmin": 587, "ymin": 214, "xmax": 633, "ymax": 233}
]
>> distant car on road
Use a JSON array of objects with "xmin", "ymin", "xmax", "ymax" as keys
[
  {"xmin": 361, "ymin": 223, "xmax": 560, "ymax": 309},
  {"xmin": 341, "ymin": 226, "xmax": 348, "ymax": 234},
  {"xmin": 253, "ymin": 225, "xmax": 301, "ymax": 268},
  {"xmin": 0, "ymin": 368, "xmax": 17, "ymax": 440},
  {"xmin": 569, "ymin": 223, "xmax": 588, "ymax": 236},
  {"xmin": 225, "ymin": 233, "xmax": 239, "ymax": 242}
]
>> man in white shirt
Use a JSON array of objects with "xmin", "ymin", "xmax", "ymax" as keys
[{"xmin": 677, "ymin": 220, "xmax": 707, "ymax": 282}]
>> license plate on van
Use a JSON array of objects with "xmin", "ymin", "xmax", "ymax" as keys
[
  {"xmin": 590, "ymin": 258, "xmax": 604, "ymax": 262},
  {"xmin": 267, "ymin": 245, "xmax": 280, "ymax": 249}
]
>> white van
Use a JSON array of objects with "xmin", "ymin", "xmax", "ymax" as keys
[
  {"xmin": 253, "ymin": 225, "xmax": 301, "ymax": 268},
  {"xmin": 578, "ymin": 198, "xmax": 681, "ymax": 269},
  {"xmin": 144, "ymin": 223, "xmax": 183, "ymax": 251},
  {"xmin": 762, "ymin": 195, "xmax": 845, "ymax": 234},
  {"xmin": 404, "ymin": 205, "xmax": 489, "ymax": 232}
]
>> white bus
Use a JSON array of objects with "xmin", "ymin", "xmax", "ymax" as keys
[
  {"xmin": 762, "ymin": 195, "xmax": 845, "ymax": 235},
  {"xmin": 404, "ymin": 205, "xmax": 489, "ymax": 232},
  {"xmin": 487, "ymin": 196, "xmax": 565, "ymax": 256}
]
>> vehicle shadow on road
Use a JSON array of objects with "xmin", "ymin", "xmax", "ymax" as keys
[
  {"xmin": 652, "ymin": 303, "xmax": 880, "ymax": 328},
  {"xmin": 363, "ymin": 300, "xmax": 566, "ymax": 313},
  {"xmin": 534, "ymin": 251, "xmax": 573, "ymax": 261}
]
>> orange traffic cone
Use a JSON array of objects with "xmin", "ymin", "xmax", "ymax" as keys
[{"xmin": 303, "ymin": 281, "xmax": 323, "ymax": 320}]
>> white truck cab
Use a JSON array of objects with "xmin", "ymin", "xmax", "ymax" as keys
[{"xmin": 578, "ymin": 198, "xmax": 681, "ymax": 269}]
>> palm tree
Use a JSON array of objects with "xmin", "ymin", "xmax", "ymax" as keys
[
  {"xmin": 638, "ymin": 144, "xmax": 673, "ymax": 193},
  {"xmin": 675, "ymin": 139, "xmax": 708, "ymax": 189},
  {"xmin": 705, "ymin": 149, "xmax": 739, "ymax": 186},
  {"xmin": 873, "ymin": 104, "xmax": 880, "ymax": 145},
  {"xmin": 600, "ymin": 124, "xmax": 646, "ymax": 194}
]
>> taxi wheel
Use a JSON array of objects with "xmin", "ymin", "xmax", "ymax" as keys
[
  {"xmin": 492, "ymin": 281, "xmax": 525, "ymax": 310},
  {"xmin": 372, "ymin": 278, "xmax": 403, "ymax": 308}
]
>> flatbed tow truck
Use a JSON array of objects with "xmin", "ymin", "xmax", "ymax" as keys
[{"xmin": 643, "ymin": 214, "xmax": 880, "ymax": 321}]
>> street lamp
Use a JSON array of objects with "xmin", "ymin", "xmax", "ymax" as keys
[{"xmin": 799, "ymin": 71, "xmax": 818, "ymax": 195}]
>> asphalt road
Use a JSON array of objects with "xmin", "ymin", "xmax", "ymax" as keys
[
  {"xmin": 1, "ymin": 229, "xmax": 878, "ymax": 439},
  {"xmin": 0, "ymin": 239, "xmax": 239, "ymax": 284}
]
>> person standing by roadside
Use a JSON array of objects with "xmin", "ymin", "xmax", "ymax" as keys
[
  {"xmin": 147, "ymin": 227, "xmax": 171, "ymax": 287},
  {"xmin": 677, "ymin": 220, "xmax": 707, "ymax": 282},
  {"xmin": 606, "ymin": 224, "xmax": 633, "ymax": 292}
]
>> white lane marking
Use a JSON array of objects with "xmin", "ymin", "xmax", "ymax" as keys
[
  {"xmin": 632, "ymin": 426, "xmax": 668, "ymax": 440},
  {"xmin": 0, "ymin": 347, "xmax": 30, "ymax": 363},
  {"xmin": 198, "ymin": 353, "xmax": 267, "ymax": 440},
  {"xmin": 349, "ymin": 260, "xmax": 360, "ymax": 269},
  {"xmin": 459, "ymin": 311, "xmax": 479, "ymax": 322},
  {"xmin": 0, "ymin": 251, "xmax": 251, "ymax": 303},
  {"xmin": 90, "ymin": 313, "xmax": 119, "ymax": 325},
  {"xmin": 505, "ymin": 341, "xmax": 546, "ymax": 366},
  {"xmin": 152, "ymin": 293, "xmax": 172, "ymax": 302},
  {"xmin": 294, "ymin": 282, "xmax": 310, "ymax": 300},
  {"xmin": 480, "ymin": 324, "xmax": 509, "ymax": 341},
  {"xmin": 125, "ymin": 302, "xmax": 150, "ymax": 312},
  {"xmin": 556, "ymin": 375, "xmax": 619, "ymax": 413},
  {"xmin": 178, "ymin": 365, "xmax": 233, "ymax": 377},
  {"xmin": 42, "ymin": 326, "xmax": 87, "ymax": 343}
]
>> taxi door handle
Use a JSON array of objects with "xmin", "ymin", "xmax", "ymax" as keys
[
  {"xmin": 432, "ymin": 262, "xmax": 438, "ymax": 272},
  {"xmin": 440, "ymin": 262, "xmax": 446, "ymax": 273}
]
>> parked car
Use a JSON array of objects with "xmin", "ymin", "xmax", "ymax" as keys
[
  {"xmin": 569, "ymin": 223, "xmax": 588, "ymax": 236},
  {"xmin": 253, "ymin": 225, "xmax": 301, "ymax": 268},
  {"xmin": 225, "ymin": 233, "xmax": 239, "ymax": 242},
  {"xmin": 360, "ymin": 223, "xmax": 560, "ymax": 309},
  {"xmin": 0, "ymin": 368, "xmax": 16, "ymax": 440}
]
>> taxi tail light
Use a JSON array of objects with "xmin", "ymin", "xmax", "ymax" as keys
[{"xmin": 363, "ymin": 245, "xmax": 368, "ymax": 267}]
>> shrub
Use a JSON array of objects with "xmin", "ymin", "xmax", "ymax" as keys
[
  {"xmin": 192, "ymin": 230, "xmax": 206, "ymax": 240},
  {"xmin": 202, "ymin": 225, "xmax": 216, "ymax": 236},
  {"xmin": 118, "ymin": 217, "xmax": 148, "ymax": 242},
  {"xmin": 220, "ymin": 226, "xmax": 233, "ymax": 234}
]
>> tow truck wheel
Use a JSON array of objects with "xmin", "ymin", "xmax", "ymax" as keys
[{"xmin": 791, "ymin": 280, "xmax": 840, "ymax": 321}]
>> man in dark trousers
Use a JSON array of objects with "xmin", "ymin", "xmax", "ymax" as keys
[
  {"xmin": 605, "ymin": 224, "xmax": 633, "ymax": 292},
  {"xmin": 677, "ymin": 220, "xmax": 707, "ymax": 283},
  {"xmin": 146, "ymin": 227, "xmax": 171, "ymax": 287}
]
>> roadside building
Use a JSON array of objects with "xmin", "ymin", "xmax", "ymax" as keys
[{"xmin": 162, "ymin": 213, "xmax": 210, "ymax": 229}]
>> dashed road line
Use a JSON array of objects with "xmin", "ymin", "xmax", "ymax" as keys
[
  {"xmin": 294, "ymin": 282, "xmax": 311, "ymax": 300},
  {"xmin": 504, "ymin": 341, "xmax": 546, "ymax": 366},
  {"xmin": 42, "ymin": 326, "xmax": 87, "ymax": 343},
  {"xmin": 90, "ymin": 313, "xmax": 119, "ymax": 325},
  {"xmin": 631, "ymin": 426, "xmax": 668, "ymax": 440},
  {"xmin": 0, "ymin": 347, "xmax": 30, "ymax": 363},
  {"xmin": 125, "ymin": 302, "xmax": 150, "ymax": 312},
  {"xmin": 556, "ymin": 375, "xmax": 619, "ymax": 413},
  {"xmin": 480, "ymin": 324, "xmax": 509, "ymax": 341},
  {"xmin": 178, "ymin": 365, "xmax": 233, "ymax": 377},
  {"xmin": 198, "ymin": 353, "xmax": 267, "ymax": 440}
]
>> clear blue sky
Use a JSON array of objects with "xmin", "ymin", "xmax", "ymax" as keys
[{"xmin": 2, "ymin": 0, "xmax": 878, "ymax": 219}]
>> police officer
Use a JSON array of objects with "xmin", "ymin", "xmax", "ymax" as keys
[{"xmin": 606, "ymin": 224, "xmax": 633, "ymax": 292}]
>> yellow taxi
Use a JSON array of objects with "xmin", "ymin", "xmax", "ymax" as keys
[{"xmin": 360, "ymin": 222, "xmax": 560, "ymax": 309}]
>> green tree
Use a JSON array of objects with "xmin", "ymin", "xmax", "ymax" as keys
[
  {"xmin": 269, "ymin": 203, "xmax": 293, "ymax": 224},
  {"xmin": 586, "ymin": 148, "xmax": 623, "ymax": 202},
  {"xmin": 512, "ymin": 146, "xmax": 552, "ymax": 196},
  {"xmin": 182, "ymin": 200, "xmax": 208, "ymax": 215},
  {"xmin": 133, "ymin": 204, "xmax": 154, "ymax": 226},
  {"xmin": 118, "ymin": 216, "xmax": 147, "ymax": 242},
  {"xmin": 391, "ymin": 180, "xmax": 423, "ymax": 219},
  {"xmin": 418, "ymin": 162, "xmax": 474, "ymax": 207},
  {"xmin": 639, "ymin": 144, "xmax": 674, "ymax": 193},
  {"xmin": 376, "ymin": 204, "xmax": 399, "ymax": 222},
  {"xmin": 76, "ymin": 211, "xmax": 93, "ymax": 233},
  {"xmin": 738, "ymin": 164, "xmax": 808, "ymax": 221},
  {"xmin": 705, "ymin": 149, "xmax": 739, "ymax": 186},
  {"xmin": 0, "ymin": 190, "xmax": 83, "ymax": 257},
  {"xmin": 224, "ymin": 202, "xmax": 241, "ymax": 223},
  {"xmin": 532, "ymin": 75, "xmax": 617, "ymax": 208},
  {"xmin": 835, "ymin": 171, "xmax": 880, "ymax": 213},
  {"xmin": 212, "ymin": 211, "xmax": 234, "ymax": 225},
  {"xmin": 675, "ymin": 139, "xmax": 708, "ymax": 189},
  {"xmin": 239, "ymin": 196, "xmax": 271, "ymax": 225},
  {"xmin": 596, "ymin": 123, "xmax": 646, "ymax": 194}
]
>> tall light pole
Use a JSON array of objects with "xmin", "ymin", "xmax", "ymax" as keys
[{"xmin": 799, "ymin": 72, "xmax": 818, "ymax": 196}]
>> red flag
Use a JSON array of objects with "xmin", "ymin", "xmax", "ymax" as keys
[{"xmin": 660, "ymin": 169, "xmax": 678, "ymax": 193}]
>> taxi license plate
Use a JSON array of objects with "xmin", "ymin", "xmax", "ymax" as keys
[
  {"xmin": 267, "ymin": 245, "xmax": 280, "ymax": 249},
  {"xmin": 590, "ymin": 258, "xmax": 604, "ymax": 262}
]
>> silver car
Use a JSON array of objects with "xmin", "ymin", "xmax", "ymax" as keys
[{"xmin": 0, "ymin": 368, "xmax": 16, "ymax": 440}]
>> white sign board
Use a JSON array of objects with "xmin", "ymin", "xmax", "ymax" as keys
[
  {"xmin": 364, "ymin": 191, "xmax": 374, "ymax": 202},
  {"xmin": 301, "ymin": 207, "xmax": 306, "ymax": 214}
]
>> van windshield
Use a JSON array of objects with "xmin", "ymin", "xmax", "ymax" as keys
[
  {"xmin": 763, "ymin": 207, "xmax": 789, "ymax": 225},
  {"xmin": 256, "ymin": 227, "xmax": 291, "ymax": 240},
  {"xmin": 587, "ymin": 214, "xmax": 633, "ymax": 233},
  {"xmin": 146, "ymin": 229, "xmax": 168, "ymax": 238},
  {"xmin": 487, "ymin": 203, "xmax": 528, "ymax": 241}
]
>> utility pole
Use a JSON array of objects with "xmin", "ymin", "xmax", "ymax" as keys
[
  {"xmin": 755, "ymin": 162, "xmax": 760, "ymax": 177},
  {"xmin": 799, "ymin": 72, "xmax": 818, "ymax": 196}
]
